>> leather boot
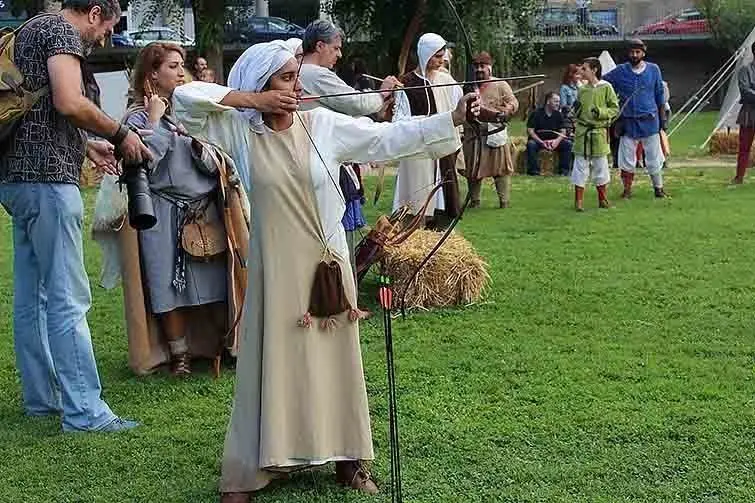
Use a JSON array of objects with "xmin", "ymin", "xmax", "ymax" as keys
[
  {"xmin": 336, "ymin": 461, "xmax": 379, "ymax": 495},
  {"xmin": 654, "ymin": 187, "xmax": 670, "ymax": 199},
  {"xmin": 597, "ymin": 184, "xmax": 610, "ymax": 208},
  {"xmin": 574, "ymin": 186, "xmax": 585, "ymax": 212},
  {"xmin": 495, "ymin": 175, "xmax": 512, "ymax": 208},
  {"xmin": 467, "ymin": 178, "xmax": 482, "ymax": 208},
  {"xmin": 620, "ymin": 170, "xmax": 634, "ymax": 199},
  {"xmin": 220, "ymin": 492, "xmax": 252, "ymax": 503}
]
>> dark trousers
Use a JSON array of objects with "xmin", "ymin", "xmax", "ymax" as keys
[
  {"xmin": 526, "ymin": 139, "xmax": 573, "ymax": 176},
  {"xmin": 737, "ymin": 127, "xmax": 755, "ymax": 180},
  {"xmin": 438, "ymin": 150, "xmax": 461, "ymax": 218}
]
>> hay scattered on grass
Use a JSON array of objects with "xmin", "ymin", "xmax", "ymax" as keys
[
  {"xmin": 382, "ymin": 229, "xmax": 490, "ymax": 311},
  {"xmin": 709, "ymin": 130, "xmax": 739, "ymax": 156}
]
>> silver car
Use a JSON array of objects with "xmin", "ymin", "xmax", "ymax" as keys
[{"xmin": 128, "ymin": 27, "xmax": 194, "ymax": 47}]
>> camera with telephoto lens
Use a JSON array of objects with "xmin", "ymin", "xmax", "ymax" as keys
[{"xmin": 114, "ymin": 126, "xmax": 156, "ymax": 231}]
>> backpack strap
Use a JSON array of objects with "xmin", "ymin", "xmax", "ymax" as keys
[{"xmin": 0, "ymin": 14, "xmax": 58, "ymax": 98}]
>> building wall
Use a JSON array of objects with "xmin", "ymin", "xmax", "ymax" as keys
[{"xmin": 534, "ymin": 43, "xmax": 730, "ymax": 109}]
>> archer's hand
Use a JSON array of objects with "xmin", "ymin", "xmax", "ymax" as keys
[
  {"xmin": 380, "ymin": 76, "xmax": 402, "ymax": 98},
  {"xmin": 452, "ymin": 93, "xmax": 480, "ymax": 126},
  {"xmin": 254, "ymin": 90, "xmax": 298, "ymax": 114}
]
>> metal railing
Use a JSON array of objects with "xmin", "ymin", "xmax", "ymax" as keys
[{"xmin": 534, "ymin": 4, "xmax": 712, "ymax": 43}]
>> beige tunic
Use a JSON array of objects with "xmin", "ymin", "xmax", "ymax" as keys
[
  {"xmin": 221, "ymin": 115, "xmax": 372, "ymax": 491},
  {"xmin": 463, "ymin": 80, "xmax": 519, "ymax": 179},
  {"xmin": 171, "ymin": 82, "xmax": 461, "ymax": 494}
]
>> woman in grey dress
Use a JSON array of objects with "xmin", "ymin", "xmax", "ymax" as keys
[{"xmin": 124, "ymin": 43, "xmax": 227, "ymax": 375}]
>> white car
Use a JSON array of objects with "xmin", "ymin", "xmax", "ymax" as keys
[{"xmin": 128, "ymin": 27, "xmax": 194, "ymax": 47}]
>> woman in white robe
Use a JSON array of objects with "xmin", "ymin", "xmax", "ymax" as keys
[
  {"xmin": 171, "ymin": 41, "xmax": 478, "ymax": 502},
  {"xmin": 392, "ymin": 33, "xmax": 464, "ymax": 223}
]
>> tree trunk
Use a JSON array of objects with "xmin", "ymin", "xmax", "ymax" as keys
[
  {"xmin": 193, "ymin": 0, "xmax": 226, "ymax": 84},
  {"xmin": 397, "ymin": 0, "xmax": 426, "ymax": 76}
]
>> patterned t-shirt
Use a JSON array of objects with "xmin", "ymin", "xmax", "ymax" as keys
[{"xmin": 0, "ymin": 15, "xmax": 86, "ymax": 185}]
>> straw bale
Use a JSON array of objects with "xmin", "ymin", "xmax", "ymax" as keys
[
  {"xmin": 382, "ymin": 230, "xmax": 489, "ymax": 311},
  {"xmin": 708, "ymin": 130, "xmax": 740, "ymax": 156},
  {"xmin": 510, "ymin": 136, "xmax": 558, "ymax": 175}
]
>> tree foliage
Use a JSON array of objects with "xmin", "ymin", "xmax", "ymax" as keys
[
  {"xmin": 325, "ymin": 0, "xmax": 542, "ymax": 78},
  {"xmin": 696, "ymin": 0, "xmax": 755, "ymax": 51}
]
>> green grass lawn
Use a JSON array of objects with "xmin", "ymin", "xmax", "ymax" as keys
[{"xmin": 2, "ymin": 162, "xmax": 755, "ymax": 502}]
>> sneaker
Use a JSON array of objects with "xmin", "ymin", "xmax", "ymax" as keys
[{"xmin": 97, "ymin": 417, "xmax": 141, "ymax": 433}]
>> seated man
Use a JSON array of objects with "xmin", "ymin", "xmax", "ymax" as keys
[{"xmin": 526, "ymin": 92, "xmax": 573, "ymax": 176}]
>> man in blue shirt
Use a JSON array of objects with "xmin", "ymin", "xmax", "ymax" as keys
[{"xmin": 604, "ymin": 39, "xmax": 668, "ymax": 199}]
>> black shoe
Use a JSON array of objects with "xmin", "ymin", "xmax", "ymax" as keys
[{"xmin": 654, "ymin": 187, "xmax": 669, "ymax": 199}]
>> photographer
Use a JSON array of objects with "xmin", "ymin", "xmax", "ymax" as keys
[
  {"xmin": 0, "ymin": 0, "xmax": 149, "ymax": 433},
  {"xmin": 118, "ymin": 43, "xmax": 236, "ymax": 376}
]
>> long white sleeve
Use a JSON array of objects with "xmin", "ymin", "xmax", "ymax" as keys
[
  {"xmin": 299, "ymin": 64, "xmax": 384, "ymax": 116},
  {"xmin": 392, "ymin": 90, "xmax": 413, "ymax": 122},
  {"xmin": 172, "ymin": 82, "xmax": 253, "ymax": 190},
  {"xmin": 309, "ymin": 107, "xmax": 460, "ymax": 164}
]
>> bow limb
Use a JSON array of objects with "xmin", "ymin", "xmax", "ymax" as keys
[
  {"xmin": 373, "ymin": 162, "xmax": 387, "ymax": 205},
  {"xmin": 399, "ymin": 0, "xmax": 483, "ymax": 317}
]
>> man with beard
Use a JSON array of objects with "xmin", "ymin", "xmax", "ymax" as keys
[
  {"xmin": 603, "ymin": 39, "xmax": 668, "ymax": 199},
  {"xmin": 0, "ymin": 0, "xmax": 153, "ymax": 433},
  {"xmin": 462, "ymin": 51, "xmax": 518, "ymax": 208}
]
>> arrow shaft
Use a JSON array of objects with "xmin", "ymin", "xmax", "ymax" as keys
[{"xmin": 299, "ymin": 75, "xmax": 546, "ymax": 102}]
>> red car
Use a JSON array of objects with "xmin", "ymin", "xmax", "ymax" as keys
[{"xmin": 634, "ymin": 9, "xmax": 710, "ymax": 35}]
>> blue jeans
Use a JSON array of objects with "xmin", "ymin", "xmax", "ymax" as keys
[
  {"xmin": 0, "ymin": 183, "xmax": 116, "ymax": 431},
  {"xmin": 526, "ymin": 139, "xmax": 574, "ymax": 176}
]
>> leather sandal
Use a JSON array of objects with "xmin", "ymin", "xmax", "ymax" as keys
[
  {"xmin": 220, "ymin": 492, "xmax": 251, "ymax": 503},
  {"xmin": 171, "ymin": 353, "xmax": 192, "ymax": 376},
  {"xmin": 335, "ymin": 461, "xmax": 379, "ymax": 495}
]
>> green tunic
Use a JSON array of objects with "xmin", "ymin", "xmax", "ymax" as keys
[{"xmin": 573, "ymin": 81, "xmax": 619, "ymax": 157}]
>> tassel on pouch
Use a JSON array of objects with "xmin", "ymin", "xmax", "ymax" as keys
[{"xmin": 298, "ymin": 256, "xmax": 356, "ymax": 329}]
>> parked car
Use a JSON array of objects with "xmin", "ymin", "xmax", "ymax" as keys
[
  {"xmin": 111, "ymin": 32, "xmax": 135, "ymax": 47},
  {"xmin": 535, "ymin": 8, "xmax": 619, "ymax": 37},
  {"xmin": 633, "ymin": 9, "xmax": 710, "ymax": 35},
  {"xmin": 129, "ymin": 27, "xmax": 194, "ymax": 47},
  {"xmin": 224, "ymin": 16, "xmax": 305, "ymax": 45}
]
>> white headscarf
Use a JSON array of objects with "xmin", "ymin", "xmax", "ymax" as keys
[
  {"xmin": 285, "ymin": 37, "xmax": 302, "ymax": 55},
  {"xmin": 227, "ymin": 40, "xmax": 296, "ymax": 127},
  {"xmin": 417, "ymin": 33, "xmax": 447, "ymax": 79}
]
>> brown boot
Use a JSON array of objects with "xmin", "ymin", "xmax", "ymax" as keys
[
  {"xmin": 597, "ymin": 184, "xmax": 610, "ymax": 208},
  {"xmin": 220, "ymin": 492, "xmax": 252, "ymax": 503},
  {"xmin": 467, "ymin": 179, "xmax": 482, "ymax": 208},
  {"xmin": 335, "ymin": 461, "xmax": 379, "ymax": 495},
  {"xmin": 620, "ymin": 170, "xmax": 634, "ymax": 199},
  {"xmin": 495, "ymin": 175, "xmax": 512, "ymax": 209},
  {"xmin": 574, "ymin": 186, "xmax": 585, "ymax": 212}
]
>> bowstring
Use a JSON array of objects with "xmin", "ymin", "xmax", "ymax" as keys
[{"xmin": 292, "ymin": 55, "xmax": 349, "ymax": 250}]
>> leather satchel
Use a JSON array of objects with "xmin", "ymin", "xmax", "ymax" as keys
[{"xmin": 181, "ymin": 205, "xmax": 228, "ymax": 260}]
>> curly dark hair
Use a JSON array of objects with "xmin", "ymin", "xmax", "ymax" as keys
[{"xmin": 62, "ymin": 0, "xmax": 121, "ymax": 21}]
